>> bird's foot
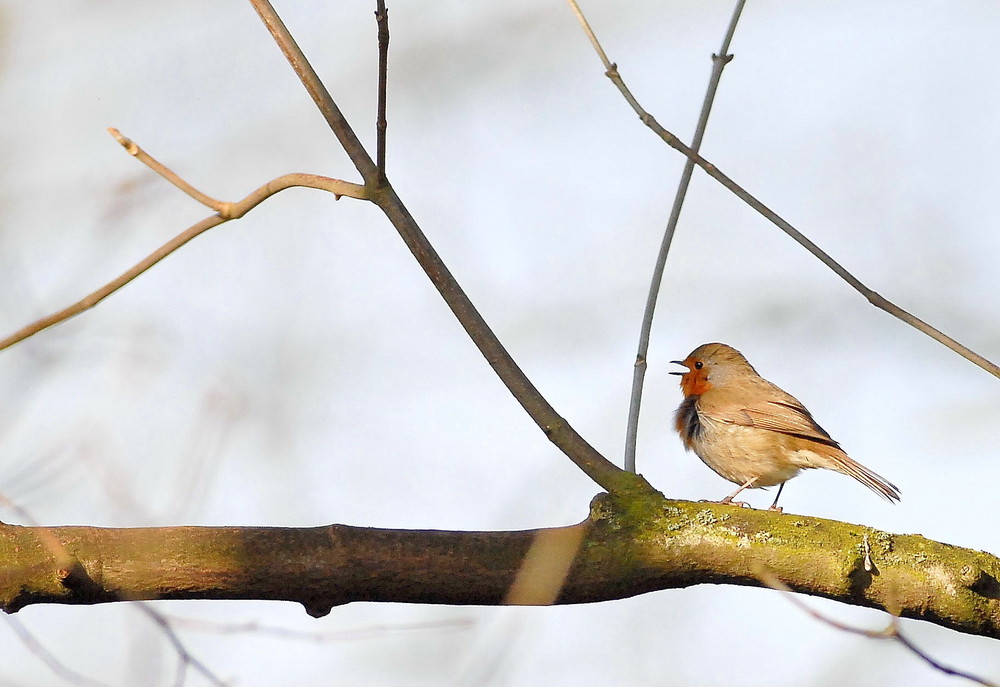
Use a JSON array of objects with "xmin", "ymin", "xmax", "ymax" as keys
[
  {"xmin": 704, "ymin": 497, "xmax": 751, "ymax": 508},
  {"xmin": 767, "ymin": 504, "xmax": 784, "ymax": 513}
]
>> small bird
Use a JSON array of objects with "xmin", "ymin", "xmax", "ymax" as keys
[{"xmin": 671, "ymin": 343, "xmax": 899, "ymax": 510}]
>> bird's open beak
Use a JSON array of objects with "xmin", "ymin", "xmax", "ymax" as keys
[{"xmin": 669, "ymin": 360, "xmax": 687, "ymax": 376}]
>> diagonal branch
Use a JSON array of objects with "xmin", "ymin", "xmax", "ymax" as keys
[
  {"xmin": 248, "ymin": 0, "xmax": 632, "ymax": 492},
  {"xmin": 759, "ymin": 568, "xmax": 998, "ymax": 687},
  {"xmin": 593, "ymin": 0, "xmax": 747, "ymax": 473},
  {"xmin": 568, "ymin": 4, "xmax": 1000, "ymax": 380},
  {"xmin": 249, "ymin": 0, "xmax": 378, "ymax": 184},
  {"xmin": 134, "ymin": 604, "xmax": 227, "ymax": 687},
  {"xmin": 4, "ymin": 616, "xmax": 114, "ymax": 687}
]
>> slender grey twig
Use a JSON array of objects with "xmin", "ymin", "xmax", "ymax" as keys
[
  {"xmin": 620, "ymin": 0, "xmax": 747, "ymax": 473},
  {"xmin": 568, "ymin": 3, "xmax": 1000, "ymax": 380}
]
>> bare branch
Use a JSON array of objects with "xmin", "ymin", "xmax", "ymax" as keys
[
  {"xmin": 568, "ymin": 4, "xmax": 1000, "ymax": 380},
  {"xmin": 108, "ymin": 128, "xmax": 227, "ymax": 211},
  {"xmin": 248, "ymin": 0, "xmax": 378, "ymax": 184},
  {"xmin": 608, "ymin": 0, "xmax": 747, "ymax": 473},
  {"xmin": 375, "ymin": 0, "xmax": 389, "ymax": 183},
  {"xmin": 108, "ymin": 128, "xmax": 369, "ymax": 212},
  {"xmin": 0, "ymin": 494, "xmax": 227, "ymax": 687},
  {"xmin": 2, "ymin": 499, "xmax": 998, "ymax": 641},
  {"xmin": 0, "ymin": 131, "xmax": 367, "ymax": 354},
  {"xmin": 758, "ymin": 567, "xmax": 998, "ymax": 687},
  {"xmin": 248, "ymin": 1, "xmax": 632, "ymax": 492}
]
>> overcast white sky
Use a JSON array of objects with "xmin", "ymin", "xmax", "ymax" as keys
[{"xmin": 0, "ymin": 1, "xmax": 998, "ymax": 685}]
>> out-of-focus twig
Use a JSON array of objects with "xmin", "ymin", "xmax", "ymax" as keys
[
  {"xmin": 157, "ymin": 614, "xmax": 472, "ymax": 642},
  {"xmin": 758, "ymin": 567, "xmax": 998, "ymax": 687},
  {"xmin": 567, "ymin": 3, "xmax": 1000, "ymax": 380},
  {"xmin": 4, "ymin": 616, "xmax": 113, "ymax": 687},
  {"xmin": 134, "ymin": 604, "xmax": 229, "ymax": 687},
  {"xmin": 504, "ymin": 522, "xmax": 589, "ymax": 605}
]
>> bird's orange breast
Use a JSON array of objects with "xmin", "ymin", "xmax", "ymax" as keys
[{"xmin": 679, "ymin": 368, "xmax": 711, "ymax": 397}]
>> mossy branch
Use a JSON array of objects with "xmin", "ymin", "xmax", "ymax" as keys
[{"xmin": 2, "ymin": 494, "xmax": 996, "ymax": 640}]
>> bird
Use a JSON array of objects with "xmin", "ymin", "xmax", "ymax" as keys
[{"xmin": 670, "ymin": 342, "xmax": 899, "ymax": 511}]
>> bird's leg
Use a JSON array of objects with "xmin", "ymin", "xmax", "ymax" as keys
[
  {"xmin": 767, "ymin": 483, "xmax": 785, "ymax": 513},
  {"xmin": 715, "ymin": 477, "xmax": 757, "ymax": 508}
]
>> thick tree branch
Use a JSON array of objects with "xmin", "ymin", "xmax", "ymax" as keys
[{"xmin": 2, "ymin": 496, "xmax": 997, "ymax": 640}]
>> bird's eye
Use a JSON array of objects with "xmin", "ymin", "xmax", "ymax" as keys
[{"xmin": 694, "ymin": 361, "xmax": 703, "ymax": 370}]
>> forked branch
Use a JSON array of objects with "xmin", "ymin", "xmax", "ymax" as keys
[
  {"xmin": 0, "ymin": 130, "xmax": 367, "ymax": 353},
  {"xmin": 248, "ymin": 0, "xmax": 631, "ymax": 492}
]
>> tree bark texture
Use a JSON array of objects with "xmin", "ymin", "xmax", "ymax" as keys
[{"xmin": 1, "ymin": 494, "xmax": 997, "ymax": 639}]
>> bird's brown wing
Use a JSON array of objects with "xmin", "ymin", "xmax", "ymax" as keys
[
  {"xmin": 737, "ymin": 400, "xmax": 842, "ymax": 449},
  {"xmin": 700, "ymin": 380, "xmax": 842, "ymax": 449}
]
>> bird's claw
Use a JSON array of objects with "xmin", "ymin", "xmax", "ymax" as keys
[{"xmin": 701, "ymin": 498, "xmax": 751, "ymax": 508}]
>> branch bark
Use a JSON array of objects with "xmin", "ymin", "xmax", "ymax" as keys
[{"xmin": 3, "ymin": 495, "xmax": 997, "ymax": 640}]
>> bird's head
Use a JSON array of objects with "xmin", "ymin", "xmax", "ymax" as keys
[{"xmin": 670, "ymin": 342, "xmax": 758, "ymax": 397}]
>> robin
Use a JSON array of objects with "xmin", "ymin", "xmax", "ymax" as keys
[{"xmin": 671, "ymin": 342, "xmax": 900, "ymax": 511}]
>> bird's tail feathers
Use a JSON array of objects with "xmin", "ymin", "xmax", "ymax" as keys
[{"xmin": 833, "ymin": 456, "xmax": 900, "ymax": 502}]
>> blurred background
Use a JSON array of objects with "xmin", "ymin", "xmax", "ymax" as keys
[{"xmin": 1, "ymin": 0, "xmax": 998, "ymax": 685}]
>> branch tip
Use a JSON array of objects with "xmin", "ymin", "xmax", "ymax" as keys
[{"xmin": 108, "ymin": 127, "xmax": 138, "ymax": 155}]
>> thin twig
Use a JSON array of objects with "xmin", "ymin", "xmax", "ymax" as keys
[
  {"xmin": 249, "ymin": 2, "xmax": 630, "ymax": 491},
  {"xmin": 5, "ymin": 616, "xmax": 114, "ymax": 687},
  {"xmin": 375, "ymin": 0, "xmax": 389, "ymax": 184},
  {"xmin": 758, "ymin": 568, "xmax": 998, "ymax": 687},
  {"xmin": 109, "ymin": 129, "xmax": 225, "ymax": 210},
  {"xmin": 248, "ymin": 0, "xmax": 378, "ymax": 185},
  {"xmin": 614, "ymin": 0, "xmax": 746, "ymax": 473},
  {"xmin": 135, "ymin": 604, "xmax": 229, "ymax": 687},
  {"xmin": 157, "ymin": 614, "xmax": 472, "ymax": 642},
  {"xmin": 108, "ymin": 128, "xmax": 369, "ymax": 212},
  {"xmin": 568, "ymin": 5, "xmax": 1000, "ymax": 380},
  {"xmin": 0, "ymin": 215, "xmax": 221, "ymax": 352},
  {"xmin": 0, "ymin": 131, "xmax": 367, "ymax": 353}
]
